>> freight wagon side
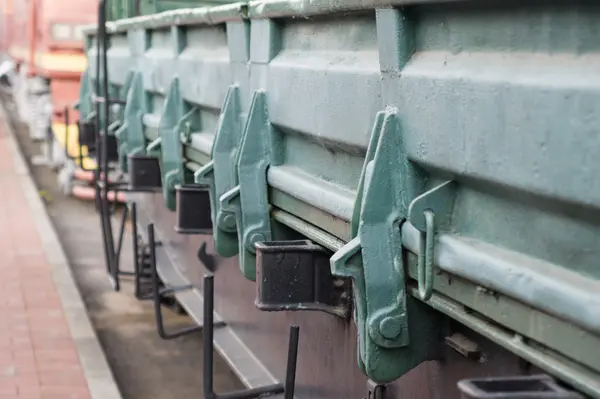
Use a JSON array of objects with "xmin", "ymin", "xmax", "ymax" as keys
[{"xmin": 81, "ymin": 1, "xmax": 600, "ymax": 398}]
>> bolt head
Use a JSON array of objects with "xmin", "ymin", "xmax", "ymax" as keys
[
  {"xmin": 249, "ymin": 232, "xmax": 266, "ymax": 245},
  {"xmin": 222, "ymin": 213, "xmax": 235, "ymax": 229},
  {"xmin": 379, "ymin": 316, "xmax": 403, "ymax": 341}
]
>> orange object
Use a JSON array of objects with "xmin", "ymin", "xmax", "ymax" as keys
[
  {"xmin": 72, "ymin": 185, "xmax": 125, "ymax": 203},
  {"xmin": 73, "ymin": 168, "xmax": 118, "ymax": 185}
]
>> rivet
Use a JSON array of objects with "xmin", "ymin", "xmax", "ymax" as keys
[
  {"xmin": 379, "ymin": 316, "xmax": 403, "ymax": 340},
  {"xmin": 222, "ymin": 213, "xmax": 236, "ymax": 229},
  {"xmin": 249, "ymin": 232, "xmax": 266, "ymax": 245}
]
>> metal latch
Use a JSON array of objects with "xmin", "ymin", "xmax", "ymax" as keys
[
  {"xmin": 219, "ymin": 90, "xmax": 273, "ymax": 281},
  {"xmin": 194, "ymin": 84, "xmax": 244, "ymax": 257},
  {"xmin": 330, "ymin": 109, "xmax": 442, "ymax": 383},
  {"xmin": 76, "ymin": 68, "xmax": 96, "ymax": 148},
  {"xmin": 116, "ymin": 71, "xmax": 147, "ymax": 173},
  {"xmin": 76, "ymin": 68, "xmax": 94, "ymax": 118},
  {"xmin": 155, "ymin": 77, "xmax": 197, "ymax": 210}
]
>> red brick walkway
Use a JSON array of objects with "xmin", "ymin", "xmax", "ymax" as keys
[{"xmin": 0, "ymin": 129, "xmax": 93, "ymax": 398}]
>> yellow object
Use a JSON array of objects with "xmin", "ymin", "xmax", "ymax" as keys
[
  {"xmin": 9, "ymin": 46, "xmax": 88, "ymax": 73},
  {"xmin": 52, "ymin": 122, "xmax": 97, "ymax": 170},
  {"xmin": 38, "ymin": 189, "xmax": 52, "ymax": 204}
]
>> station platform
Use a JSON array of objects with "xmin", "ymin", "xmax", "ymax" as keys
[{"xmin": 0, "ymin": 112, "xmax": 121, "ymax": 399}]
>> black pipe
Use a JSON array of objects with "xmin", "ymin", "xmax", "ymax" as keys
[
  {"xmin": 98, "ymin": 0, "xmax": 119, "ymax": 290},
  {"xmin": 115, "ymin": 205, "xmax": 128, "ymax": 273},
  {"xmin": 203, "ymin": 274, "xmax": 215, "ymax": 398},
  {"xmin": 132, "ymin": 203, "xmax": 141, "ymax": 299},
  {"xmin": 63, "ymin": 106, "xmax": 69, "ymax": 160},
  {"xmin": 95, "ymin": 0, "xmax": 112, "ymax": 280},
  {"xmin": 101, "ymin": 0, "xmax": 116, "ymax": 274},
  {"xmin": 284, "ymin": 326, "xmax": 299, "ymax": 399}
]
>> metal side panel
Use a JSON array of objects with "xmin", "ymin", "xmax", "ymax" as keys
[
  {"xmin": 105, "ymin": 32, "xmax": 132, "ymax": 85},
  {"xmin": 380, "ymin": 1, "xmax": 600, "ymax": 376},
  {"xmin": 83, "ymin": 1, "xmax": 600, "ymax": 398},
  {"xmin": 236, "ymin": 3, "xmax": 600, "ymax": 395},
  {"xmin": 130, "ymin": 192, "xmax": 535, "ymax": 399}
]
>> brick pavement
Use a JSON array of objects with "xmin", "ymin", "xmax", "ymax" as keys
[{"xmin": 0, "ymin": 115, "xmax": 121, "ymax": 399}]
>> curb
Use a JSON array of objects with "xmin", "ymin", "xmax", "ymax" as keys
[{"xmin": 0, "ymin": 107, "xmax": 123, "ymax": 399}]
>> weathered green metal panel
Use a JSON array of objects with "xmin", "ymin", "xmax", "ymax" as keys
[
  {"xmin": 107, "ymin": 0, "xmax": 239, "ymax": 20},
  {"xmin": 80, "ymin": 1, "xmax": 600, "ymax": 397},
  {"xmin": 86, "ymin": 4, "xmax": 250, "ymax": 213},
  {"xmin": 74, "ymin": 69, "xmax": 94, "ymax": 120},
  {"xmin": 195, "ymin": 84, "xmax": 246, "ymax": 257},
  {"xmin": 108, "ymin": 0, "xmax": 137, "ymax": 21}
]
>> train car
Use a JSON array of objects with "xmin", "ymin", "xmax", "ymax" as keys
[
  {"xmin": 106, "ymin": 0, "xmax": 241, "ymax": 20},
  {"xmin": 7, "ymin": 0, "xmax": 96, "ymax": 171},
  {"xmin": 0, "ymin": 0, "xmax": 11, "ymax": 53},
  {"xmin": 81, "ymin": 1, "xmax": 600, "ymax": 398}
]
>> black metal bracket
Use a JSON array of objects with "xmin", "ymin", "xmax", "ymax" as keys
[
  {"xmin": 254, "ymin": 240, "xmax": 352, "ymax": 318},
  {"xmin": 127, "ymin": 154, "xmax": 162, "ymax": 192},
  {"xmin": 365, "ymin": 380, "xmax": 386, "ymax": 399},
  {"xmin": 78, "ymin": 114, "xmax": 98, "ymax": 151},
  {"xmin": 175, "ymin": 184, "xmax": 213, "ymax": 234},
  {"xmin": 148, "ymin": 223, "xmax": 216, "ymax": 340},
  {"xmin": 457, "ymin": 375, "xmax": 583, "ymax": 399},
  {"xmin": 203, "ymin": 274, "xmax": 299, "ymax": 399}
]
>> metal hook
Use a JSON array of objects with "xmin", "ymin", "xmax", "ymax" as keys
[
  {"xmin": 148, "ymin": 223, "xmax": 207, "ymax": 340},
  {"xmin": 408, "ymin": 181, "xmax": 457, "ymax": 302},
  {"xmin": 417, "ymin": 210, "xmax": 435, "ymax": 301}
]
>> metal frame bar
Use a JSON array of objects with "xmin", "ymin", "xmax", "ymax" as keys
[
  {"xmin": 203, "ymin": 274, "xmax": 299, "ymax": 399},
  {"xmin": 147, "ymin": 223, "xmax": 208, "ymax": 340}
]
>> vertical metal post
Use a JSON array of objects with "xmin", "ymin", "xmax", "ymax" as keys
[
  {"xmin": 131, "ymin": 203, "xmax": 142, "ymax": 299},
  {"xmin": 95, "ymin": 0, "xmax": 111, "ymax": 280},
  {"xmin": 95, "ymin": 0, "xmax": 119, "ymax": 290},
  {"xmin": 284, "ymin": 326, "xmax": 300, "ymax": 399},
  {"xmin": 149, "ymin": 223, "xmax": 162, "ymax": 332},
  {"xmin": 64, "ymin": 106, "xmax": 69, "ymax": 160},
  {"xmin": 101, "ymin": 0, "xmax": 117, "ymax": 288},
  {"xmin": 203, "ymin": 274, "xmax": 215, "ymax": 399},
  {"xmin": 114, "ymin": 205, "xmax": 128, "ymax": 274}
]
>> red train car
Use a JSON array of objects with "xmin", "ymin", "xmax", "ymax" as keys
[
  {"xmin": 8, "ymin": 0, "xmax": 96, "ymax": 167},
  {"xmin": 0, "ymin": 0, "xmax": 12, "ymax": 53}
]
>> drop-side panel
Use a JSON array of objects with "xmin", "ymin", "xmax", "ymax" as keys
[{"xmin": 81, "ymin": 1, "xmax": 600, "ymax": 398}]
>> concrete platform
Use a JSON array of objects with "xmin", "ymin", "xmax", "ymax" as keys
[{"xmin": 0, "ymin": 109, "xmax": 122, "ymax": 399}]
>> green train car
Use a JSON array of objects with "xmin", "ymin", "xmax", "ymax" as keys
[
  {"xmin": 78, "ymin": 0, "xmax": 600, "ymax": 397},
  {"xmin": 107, "ymin": 0, "xmax": 239, "ymax": 20}
]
